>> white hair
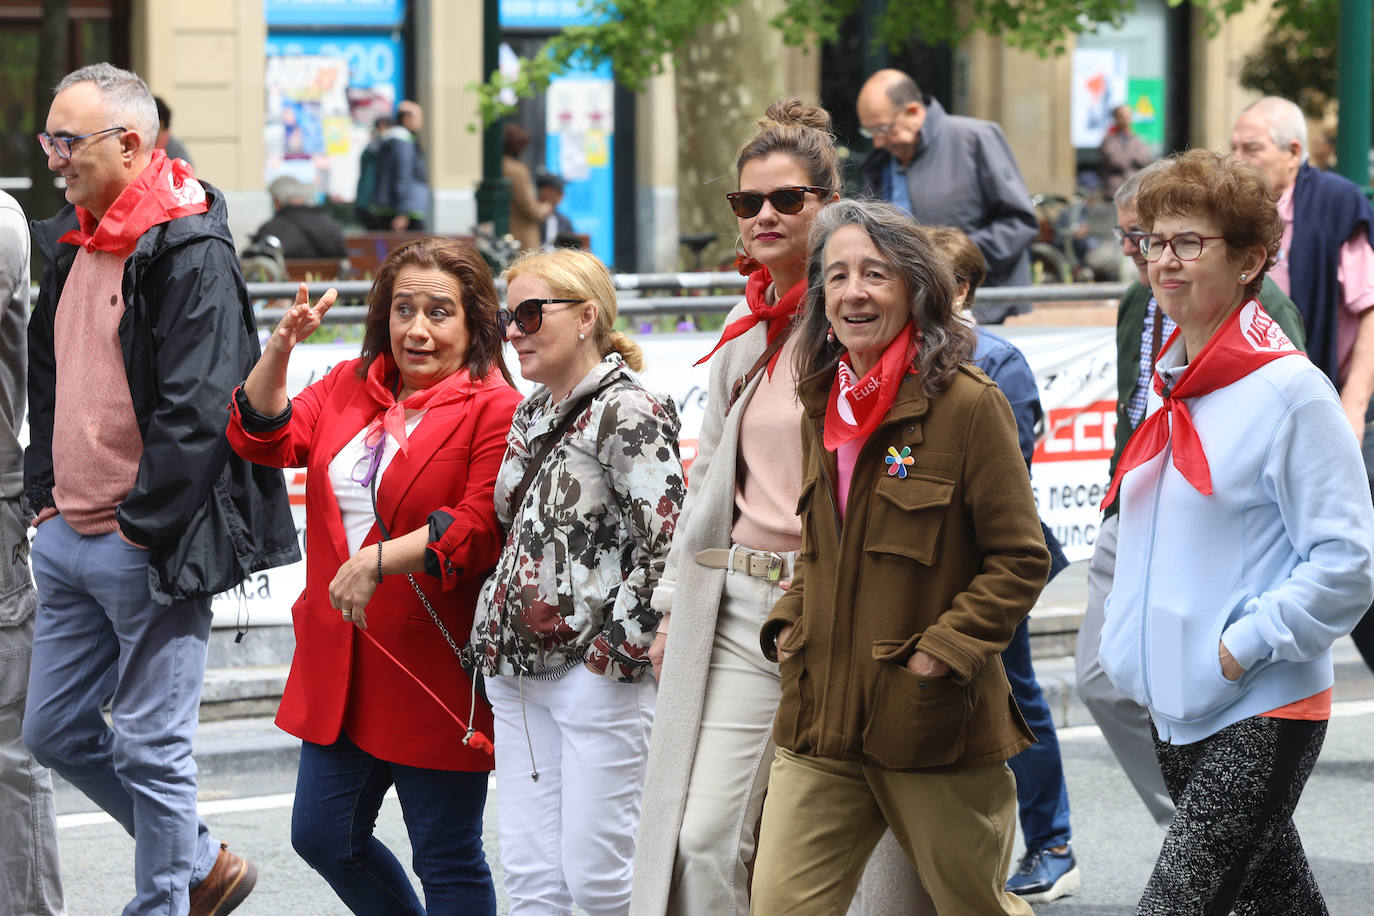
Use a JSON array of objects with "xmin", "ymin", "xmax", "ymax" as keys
[
  {"xmin": 55, "ymin": 63, "xmax": 160, "ymax": 149},
  {"xmin": 1242, "ymin": 96, "xmax": 1309, "ymax": 163}
]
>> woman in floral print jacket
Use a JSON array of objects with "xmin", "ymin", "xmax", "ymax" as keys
[{"xmin": 471, "ymin": 247, "xmax": 685, "ymax": 915}]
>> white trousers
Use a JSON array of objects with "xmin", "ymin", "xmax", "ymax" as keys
[{"xmin": 487, "ymin": 663, "xmax": 656, "ymax": 916}]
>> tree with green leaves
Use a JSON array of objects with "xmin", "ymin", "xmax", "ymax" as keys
[{"xmin": 474, "ymin": 0, "xmax": 1265, "ymax": 123}]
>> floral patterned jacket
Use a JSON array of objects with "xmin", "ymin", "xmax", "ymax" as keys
[{"xmin": 472, "ymin": 353, "xmax": 685, "ymax": 682}]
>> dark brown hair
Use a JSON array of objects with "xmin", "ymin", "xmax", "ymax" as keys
[
  {"xmin": 795, "ymin": 200, "xmax": 974, "ymax": 397},
  {"xmin": 359, "ymin": 238, "xmax": 513, "ymax": 385},
  {"xmin": 1135, "ymin": 149, "xmax": 1282, "ymax": 300},
  {"xmin": 735, "ymin": 97, "xmax": 842, "ymax": 192}
]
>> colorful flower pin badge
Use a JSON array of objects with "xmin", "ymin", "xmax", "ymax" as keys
[{"xmin": 885, "ymin": 445, "xmax": 914, "ymax": 478}]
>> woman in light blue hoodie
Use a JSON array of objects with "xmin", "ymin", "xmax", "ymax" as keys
[{"xmin": 1099, "ymin": 149, "xmax": 1374, "ymax": 916}]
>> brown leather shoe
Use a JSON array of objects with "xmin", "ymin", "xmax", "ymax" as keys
[{"xmin": 188, "ymin": 842, "xmax": 258, "ymax": 916}]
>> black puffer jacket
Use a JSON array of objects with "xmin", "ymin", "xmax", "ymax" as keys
[{"xmin": 26, "ymin": 183, "xmax": 299, "ymax": 603}]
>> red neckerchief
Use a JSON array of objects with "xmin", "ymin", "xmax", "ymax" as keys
[
  {"xmin": 58, "ymin": 149, "xmax": 208, "ymax": 258},
  {"xmin": 823, "ymin": 323, "xmax": 920, "ymax": 451},
  {"xmin": 1102, "ymin": 300, "xmax": 1298, "ymax": 509},
  {"xmin": 362, "ymin": 355, "xmax": 506, "ymax": 455},
  {"xmin": 695, "ymin": 266, "xmax": 806, "ymax": 377}
]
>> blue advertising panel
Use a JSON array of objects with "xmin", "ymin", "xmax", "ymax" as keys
[
  {"xmin": 544, "ymin": 57, "xmax": 615, "ymax": 265},
  {"xmin": 499, "ymin": 0, "xmax": 591, "ymax": 29},
  {"xmin": 266, "ymin": 0, "xmax": 406, "ymax": 27}
]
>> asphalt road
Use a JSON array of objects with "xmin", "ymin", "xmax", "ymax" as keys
[{"xmin": 52, "ymin": 691, "xmax": 1374, "ymax": 915}]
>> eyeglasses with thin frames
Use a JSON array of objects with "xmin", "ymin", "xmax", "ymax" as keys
[
  {"xmin": 1139, "ymin": 232, "xmax": 1227, "ymax": 263},
  {"xmin": 725, "ymin": 186, "xmax": 831, "ymax": 219},
  {"xmin": 498, "ymin": 298, "xmax": 583, "ymax": 337},
  {"xmin": 37, "ymin": 126, "xmax": 127, "ymax": 159},
  {"xmin": 858, "ymin": 116, "xmax": 899, "ymax": 141},
  {"xmin": 1112, "ymin": 226, "xmax": 1149, "ymax": 248}
]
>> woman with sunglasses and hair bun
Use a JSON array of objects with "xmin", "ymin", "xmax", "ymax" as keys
[
  {"xmin": 227, "ymin": 239, "xmax": 521, "ymax": 913},
  {"xmin": 631, "ymin": 97, "xmax": 845, "ymax": 916},
  {"xmin": 470, "ymin": 247, "xmax": 685, "ymax": 914}
]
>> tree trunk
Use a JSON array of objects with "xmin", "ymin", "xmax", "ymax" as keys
[{"xmin": 673, "ymin": 0, "xmax": 819, "ymax": 272}]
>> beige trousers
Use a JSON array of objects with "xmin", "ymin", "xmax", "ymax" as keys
[{"xmin": 751, "ymin": 748, "xmax": 1032, "ymax": 916}]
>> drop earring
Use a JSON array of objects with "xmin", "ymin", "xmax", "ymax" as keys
[
  {"xmin": 826, "ymin": 325, "xmax": 836, "ymax": 343},
  {"xmin": 733, "ymin": 234, "xmax": 762, "ymax": 276}
]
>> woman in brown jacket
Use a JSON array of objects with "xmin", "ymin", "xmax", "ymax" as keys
[{"xmin": 751, "ymin": 200, "xmax": 1051, "ymax": 916}]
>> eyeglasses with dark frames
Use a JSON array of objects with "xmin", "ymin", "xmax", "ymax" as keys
[
  {"xmin": 725, "ymin": 186, "xmax": 831, "ymax": 219},
  {"xmin": 498, "ymin": 298, "xmax": 583, "ymax": 337},
  {"xmin": 1112, "ymin": 226, "xmax": 1150, "ymax": 248},
  {"xmin": 1139, "ymin": 232, "xmax": 1227, "ymax": 263},
  {"xmin": 37, "ymin": 126, "xmax": 127, "ymax": 159}
]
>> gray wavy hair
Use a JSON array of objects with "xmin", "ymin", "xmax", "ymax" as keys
[
  {"xmin": 55, "ymin": 63, "xmax": 159, "ymax": 148},
  {"xmin": 794, "ymin": 199, "xmax": 974, "ymax": 396}
]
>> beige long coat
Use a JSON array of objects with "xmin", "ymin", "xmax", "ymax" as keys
[{"xmin": 630, "ymin": 301, "xmax": 764, "ymax": 914}]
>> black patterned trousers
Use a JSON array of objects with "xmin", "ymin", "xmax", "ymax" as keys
[{"xmin": 1140, "ymin": 715, "xmax": 1328, "ymax": 916}]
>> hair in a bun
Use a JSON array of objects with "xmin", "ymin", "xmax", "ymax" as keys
[{"xmin": 736, "ymin": 96, "xmax": 841, "ymax": 193}]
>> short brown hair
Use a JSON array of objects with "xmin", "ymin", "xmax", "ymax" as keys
[
  {"xmin": 359, "ymin": 238, "xmax": 513, "ymax": 385},
  {"xmin": 1135, "ymin": 149, "xmax": 1282, "ymax": 300},
  {"xmin": 927, "ymin": 226, "xmax": 987, "ymax": 306},
  {"xmin": 735, "ymin": 97, "xmax": 841, "ymax": 193}
]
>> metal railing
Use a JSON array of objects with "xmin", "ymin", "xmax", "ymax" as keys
[{"xmin": 29, "ymin": 273, "xmax": 1129, "ymax": 326}]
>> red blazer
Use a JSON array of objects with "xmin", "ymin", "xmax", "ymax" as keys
[{"xmin": 227, "ymin": 357, "xmax": 521, "ymax": 771}]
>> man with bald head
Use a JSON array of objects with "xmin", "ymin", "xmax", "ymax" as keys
[
  {"xmin": 1232, "ymin": 96, "xmax": 1374, "ymax": 671},
  {"xmin": 24, "ymin": 63, "xmax": 297, "ymax": 914},
  {"xmin": 857, "ymin": 69, "xmax": 1037, "ymax": 322}
]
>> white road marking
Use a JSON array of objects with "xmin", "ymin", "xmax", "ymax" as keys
[{"xmin": 1056, "ymin": 696, "xmax": 1374, "ymax": 742}]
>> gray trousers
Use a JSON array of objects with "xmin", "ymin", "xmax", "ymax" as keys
[
  {"xmin": 1074, "ymin": 512, "xmax": 1175, "ymax": 827},
  {"xmin": 0, "ymin": 598, "xmax": 65, "ymax": 915}
]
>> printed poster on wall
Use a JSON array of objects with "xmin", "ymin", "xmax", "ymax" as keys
[{"xmin": 1071, "ymin": 48, "xmax": 1129, "ymax": 149}]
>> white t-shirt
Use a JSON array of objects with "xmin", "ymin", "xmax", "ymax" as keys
[{"xmin": 327, "ymin": 410, "xmax": 427, "ymax": 554}]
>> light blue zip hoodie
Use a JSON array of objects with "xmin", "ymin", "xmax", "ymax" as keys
[{"xmin": 1101, "ymin": 333, "xmax": 1374, "ymax": 745}]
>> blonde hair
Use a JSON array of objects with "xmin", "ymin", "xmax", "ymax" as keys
[{"xmin": 504, "ymin": 248, "xmax": 644, "ymax": 371}]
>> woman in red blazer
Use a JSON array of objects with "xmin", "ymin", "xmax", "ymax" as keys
[{"xmin": 227, "ymin": 239, "xmax": 521, "ymax": 915}]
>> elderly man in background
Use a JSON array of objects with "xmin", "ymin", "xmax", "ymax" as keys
[
  {"xmin": 251, "ymin": 175, "xmax": 346, "ymax": 260},
  {"xmin": 1, "ymin": 189, "xmax": 65, "ymax": 915},
  {"xmin": 23, "ymin": 62, "xmax": 298, "ymax": 915},
  {"xmin": 1232, "ymin": 96, "xmax": 1374, "ymax": 672},
  {"xmin": 856, "ymin": 68, "xmax": 1037, "ymax": 323}
]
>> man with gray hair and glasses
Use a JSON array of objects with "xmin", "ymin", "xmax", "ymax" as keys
[
  {"xmin": 23, "ymin": 63, "xmax": 298, "ymax": 915},
  {"xmin": 1231, "ymin": 96, "xmax": 1374, "ymax": 672},
  {"xmin": 856, "ymin": 68, "xmax": 1037, "ymax": 323}
]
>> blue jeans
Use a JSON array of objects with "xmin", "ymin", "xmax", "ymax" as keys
[
  {"xmin": 22, "ymin": 515, "xmax": 220, "ymax": 915},
  {"xmin": 1003, "ymin": 618, "xmax": 1073, "ymax": 851},
  {"xmin": 293, "ymin": 732, "xmax": 495, "ymax": 915}
]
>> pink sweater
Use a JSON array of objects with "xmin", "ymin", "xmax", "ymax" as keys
[{"xmin": 50, "ymin": 248, "xmax": 143, "ymax": 535}]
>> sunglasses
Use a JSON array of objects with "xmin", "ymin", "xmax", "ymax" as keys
[
  {"xmin": 725, "ymin": 186, "xmax": 830, "ymax": 219},
  {"xmin": 1139, "ymin": 232, "xmax": 1226, "ymax": 263},
  {"xmin": 498, "ymin": 298, "xmax": 582, "ymax": 336}
]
